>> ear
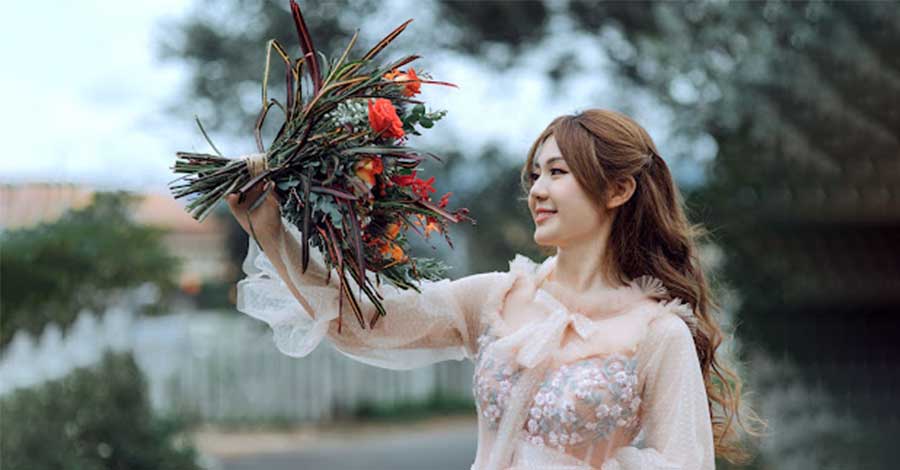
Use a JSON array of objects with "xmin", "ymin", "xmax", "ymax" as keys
[{"xmin": 605, "ymin": 176, "xmax": 636, "ymax": 209}]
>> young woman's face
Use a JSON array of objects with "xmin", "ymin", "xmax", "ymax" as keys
[{"xmin": 527, "ymin": 136, "xmax": 608, "ymax": 248}]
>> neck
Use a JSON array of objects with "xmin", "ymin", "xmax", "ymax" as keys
[{"xmin": 549, "ymin": 224, "xmax": 623, "ymax": 294}]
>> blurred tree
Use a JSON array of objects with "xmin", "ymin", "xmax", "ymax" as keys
[
  {"xmin": 436, "ymin": 0, "xmax": 550, "ymax": 66},
  {"xmin": 0, "ymin": 351, "xmax": 202, "ymax": 470},
  {"xmin": 157, "ymin": 0, "xmax": 379, "ymax": 136},
  {"xmin": 0, "ymin": 192, "xmax": 181, "ymax": 347}
]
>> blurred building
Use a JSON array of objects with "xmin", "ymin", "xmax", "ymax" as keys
[{"xmin": 0, "ymin": 182, "xmax": 229, "ymax": 294}]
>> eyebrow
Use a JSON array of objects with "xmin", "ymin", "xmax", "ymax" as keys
[{"xmin": 532, "ymin": 156, "xmax": 565, "ymax": 169}]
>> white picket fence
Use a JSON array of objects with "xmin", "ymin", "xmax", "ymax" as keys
[{"xmin": 0, "ymin": 300, "xmax": 475, "ymax": 423}]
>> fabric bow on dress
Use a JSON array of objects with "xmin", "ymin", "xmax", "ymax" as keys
[{"xmin": 491, "ymin": 289, "xmax": 605, "ymax": 369}]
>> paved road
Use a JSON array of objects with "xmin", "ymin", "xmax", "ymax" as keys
[{"xmin": 199, "ymin": 418, "xmax": 478, "ymax": 470}]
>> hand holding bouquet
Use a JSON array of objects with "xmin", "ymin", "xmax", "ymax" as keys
[{"xmin": 170, "ymin": 1, "xmax": 473, "ymax": 332}]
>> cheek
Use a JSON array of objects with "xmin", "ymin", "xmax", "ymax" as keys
[{"xmin": 558, "ymin": 180, "xmax": 598, "ymax": 216}]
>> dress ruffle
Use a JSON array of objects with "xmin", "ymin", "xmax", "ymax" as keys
[
  {"xmin": 236, "ymin": 226, "xmax": 339, "ymax": 358},
  {"xmin": 505, "ymin": 253, "xmax": 697, "ymax": 328}
]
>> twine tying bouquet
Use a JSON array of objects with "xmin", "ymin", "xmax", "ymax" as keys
[{"xmin": 169, "ymin": 1, "xmax": 473, "ymax": 331}]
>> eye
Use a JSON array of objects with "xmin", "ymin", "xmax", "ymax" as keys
[{"xmin": 529, "ymin": 169, "xmax": 566, "ymax": 181}]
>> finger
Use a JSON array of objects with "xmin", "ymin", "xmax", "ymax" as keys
[
  {"xmin": 225, "ymin": 194, "xmax": 241, "ymax": 212},
  {"xmin": 265, "ymin": 181, "xmax": 282, "ymax": 204}
]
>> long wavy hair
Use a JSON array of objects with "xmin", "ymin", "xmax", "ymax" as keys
[{"xmin": 520, "ymin": 109, "xmax": 766, "ymax": 465}]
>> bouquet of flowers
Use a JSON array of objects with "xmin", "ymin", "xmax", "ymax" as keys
[{"xmin": 169, "ymin": 1, "xmax": 473, "ymax": 332}]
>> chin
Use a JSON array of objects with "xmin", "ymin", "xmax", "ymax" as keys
[{"xmin": 533, "ymin": 230, "xmax": 558, "ymax": 247}]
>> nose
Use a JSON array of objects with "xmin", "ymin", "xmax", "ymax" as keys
[{"xmin": 529, "ymin": 174, "xmax": 549, "ymax": 204}]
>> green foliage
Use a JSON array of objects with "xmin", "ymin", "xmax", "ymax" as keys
[
  {"xmin": 351, "ymin": 392, "xmax": 475, "ymax": 423},
  {"xmin": 0, "ymin": 351, "xmax": 203, "ymax": 470},
  {"xmin": 0, "ymin": 192, "xmax": 181, "ymax": 347}
]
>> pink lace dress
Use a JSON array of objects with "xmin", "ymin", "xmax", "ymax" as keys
[{"xmin": 237, "ymin": 221, "xmax": 716, "ymax": 469}]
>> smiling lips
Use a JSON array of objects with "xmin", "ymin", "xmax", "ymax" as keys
[{"xmin": 535, "ymin": 210, "xmax": 556, "ymax": 223}]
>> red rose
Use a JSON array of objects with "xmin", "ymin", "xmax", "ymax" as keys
[{"xmin": 368, "ymin": 98, "xmax": 405, "ymax": 140}]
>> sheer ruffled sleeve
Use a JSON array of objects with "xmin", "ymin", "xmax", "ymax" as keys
[
  {"xmin": 235, "ymin": 218, "xmax": 514, "ymax": 370},
  {"xmin": 601, "ymin": 309, "xmax": 716, "ymax": 470}
]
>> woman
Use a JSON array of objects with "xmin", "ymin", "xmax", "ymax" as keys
[{"xmin": 227, "ymin": 109, "xmax": 761, "ymax": 469}]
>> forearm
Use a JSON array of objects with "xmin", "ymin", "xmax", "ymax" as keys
[{"xmin": 254, "ymin": 223, "xmax": 327, "ymax": 321}]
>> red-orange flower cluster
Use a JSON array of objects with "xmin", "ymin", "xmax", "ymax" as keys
[
  {"xmin": 367, "ymin": 98, "xmax": 405, "ymax": 140},
  {"xmin": 410, "ymin": 176, "xmax": 436, "ymax": 199},
  {"xmin": 354, "ymin": 155, "xmax": 383, "ymax": 188},
  {"xmin": 368, "ymin": 222, "xmax": 406, "ymax": 262},
  {"xmin": 390, "ymin": 171, "xmax": 417, "ymax": 186},
  {"xmin": 384, "ymin": 67, "xmax": 421, "ymax": 97}
]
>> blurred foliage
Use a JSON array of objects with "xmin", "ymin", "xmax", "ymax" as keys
[
  {"xmin": 444, "ymin": 145, "xmax": 550, "ymax": 274},
  {"xmin": 0, "ymin": 351, "xmax": 202, "ymax": 470},
  {"xmin": 157, "ymin": 0, "xmax": 378, "ymax": 136},
  {"xmin": 565, "ymin": 0, "xmax": 900, "ymax": 309},
  {"xmin": 0, "ymin": 192, "xmax": 181, "ymax": 347},
  {"xmin": 436, "ymin": 0, "xmax": 549, "ymax": 66},
  {"xmin": 192, "ymin": 279, "xmax": 236, "ymax": 310},
  {"xmin": 351, "ymin": 391, "xmax": 475, "ymax": 423}
]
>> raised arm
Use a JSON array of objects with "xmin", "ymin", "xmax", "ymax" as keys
[
  {"xmin": 601, "ymin": 313, "xmax": 716, "ymax": 470},
  {"xmin": 227, "ymin": 182, "xmax": 512, "ymax": 369}
]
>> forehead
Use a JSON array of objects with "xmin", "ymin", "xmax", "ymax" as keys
[{"xmin": 532, "ymin": 136, "xmax": 566, "ymax": 168}]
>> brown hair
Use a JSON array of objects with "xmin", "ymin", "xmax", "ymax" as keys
[{"xmin": 520, "ymin": 109, "xmax": 766, "ymax": 465}]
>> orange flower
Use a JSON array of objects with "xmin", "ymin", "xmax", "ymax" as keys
[
  {"xmin": 368, "ymin": 98, "xmax": 405, "ymax": 140},
  {"xmin": 354, "ymin": 155, "xmax": 383, "ymax": 188},
  {"xmin": 424, "ymin": 220, "xmax": 441, "ymax": 237},
  {"xmin": 378, "ymin": 240, "xmax": 406, "ymax": 262},
  {"xmin": 412, "ymin": 214, "xmax": 441, "ymax": 238},
  {"xmin": 384, "ymin": 67, "xmax": 421, "ymax": 97},
  {"xmin": 389, "ymin": 244, "xmax": 405, "ymax": 262},
  {"xmin": 385, "ymin": 222, "xmax": 401, "ymax": 240}
]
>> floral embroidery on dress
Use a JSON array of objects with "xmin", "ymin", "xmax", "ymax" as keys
[
  {"xmin": 523, "ymin": 353, "xmax": 642, "ymax": 453},
  {"xmin": 474, "ymin": 325, "xmax": 643, "ymax": 448},
  {"xmin": 473, "ymin": 327, "xmax": 525, "ymax": 429}
]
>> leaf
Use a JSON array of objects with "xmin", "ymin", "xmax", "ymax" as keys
[
  {"xmin": 290, "ymin": 0, "xmax": 322, "ymax": 94},
  {"xmin": 323, "ymin": 28, "xmax": 359, "ymax": 86},
  {"xmin": 262, "ymin": 39, "xmax": 294, "ymax": 108},
  {"xmin": 361, "ymin": 19, "xmax": 414, "ymax": 63},
  {"xmin": 301, "ymin": 172, "xmax": 312, "ymax": 273},
  {"xmin": 194, "ymin": 116, "xmax": 223, "ymax": 157},
  {"xmin": 344, "ymin": 199, "xmax": 366, "ymax": 300}
]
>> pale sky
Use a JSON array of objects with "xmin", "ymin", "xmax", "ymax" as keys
[
  {"xmin": 1, "ymin": 1, "xmax": 193, "ymax": 194},
  {"xmin": 0, "ymin": 1, "xmax": 705, "ymax": 197}
]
